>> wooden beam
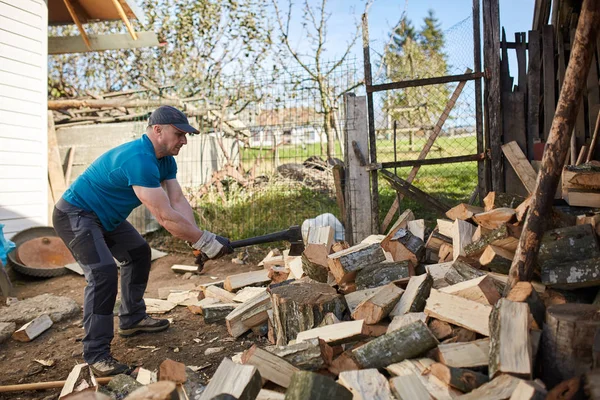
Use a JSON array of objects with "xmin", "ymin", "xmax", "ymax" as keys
[
  {"xmin": 505, "ymin": 0, "xmax": 600, "ymax": 294},
  {"xmin": 49, "ymin": 31, "xmax": 160, "ymax": 55},
  {"xmin": 367, "ymin": 71, "xmax": 484, "ymax": 93},
  {"xmin": 111, "ymin": 0, "xmax": 138, "ymax": 40},
  {"xmin": 380, "ymin": 70, "xmax": 471, "ymax": 232},
  {"xmin": 501, "ymin": 141, "xmax": 538, "ymax": 194},
  {"xmin": 61, "ymin": 0, "xmax": 91, "ymax": 50}
]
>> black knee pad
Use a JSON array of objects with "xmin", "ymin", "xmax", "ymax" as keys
[
  {"xmin": 127, "ymin": 243, "xmax": 152, "ymax": 284},
  {"xmin": 90, "ymin": 265, "xmax": 118, "ymax": 315}
]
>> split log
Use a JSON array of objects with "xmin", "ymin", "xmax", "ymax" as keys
[
  {"xmin": 268, "ymin": 266, "xmax": 290, "ymax": 284},
  {"xmin": 487, "ymin": 272, "xmax": 546, "ymax": 295},
  {"xmin": 545, "ymin": 376, "xmax": 584, "ymax": 400},
  {"xmin": 225, "ymin": 291, "xmax": 271, "ymax": 338},
  {"xmin": 541, "ymin": 257, "xmax": 600, "ymax": 289},
  {"xmin": 428, "ymin": 363, "xmax": 489, "ymax": 393},
  {"xmin": 188, "ymin": 297, "xmax": 220, "ymax": 315},
  {"xmin": 385, "ymin": 358, "xmax": 462, "ymax": 400},
  {"xmin": 458, "ymin": 375, "xmax": 522, "ymax": 400},
  {"xmin": 538, "ymin": 224, "xmax": 600, "ymax": 267},
  {"xmin": 269, "ymin": 282, "xmax": 345, "ymax": 345},
  {"xmin": 265, "ymin": 338, "xmax": 332, "ymax": 371},
  {"xmin": 199, "ymin": 358, "xmax": 262, "ymax": 400},
  {"xmin": 387, "ymin": 312, "xmax": 427, "ymax": 334},
  {"xmin": 327, "ymin": 243, "xmax": 386, "ymax": 284},
  {"xmin": 202, "ymin": 303, "xmax": 238, "ymax": 323},
  {"xmin": 203, "ymin": 285, "xmax": 236, "ymax": 303},
  {"xmin": 472, "ymin": 225, "xmax": 491, "ymax": 242},
  {"xmin": 479, "ymin": 245, "xmax": 514, "ymax": 274},
  {"xmin": 302, "ymin": 244, "xmax": 330, "ymax": 283},
  {"xmin": 507, "ymin": 282, "xmax": 545, "ymax": 329},
  {"xmin": 443, "ymin": 261, "xmax": 486, "ymax": 286},
  {"xmin": 59, "ymin": 364, "xmax": 97, "ymax": 399},
  {"xmin": 389, "ymin": 273, "xmax": 432, "ymax": 317},
  {"xmin": 438, "ymin": 243, "xmax": 454, "ymax": 262},
  {"xmin": 439, "ymin": 275, "xmax": 501, "ymax": 305},
  {"xmin": 344, "ymin": 288, "xmax": 380, "ymax": 314},
  {"xmin": 463, "ymin": 224, "xmax": 519, "ymax": 259},
  {"xmin": 307, "ymin": 226, "xmax": 335, "ymax": 251},
  {"xmin": 446, "ymin": 204, "xmax": 484, "ymax": 221},
  {"xmin": 170, "ymin": 264, "xmax": 197, "ymax": 274},
  {"xmin": 354, "ymin": 261, "xmax": 412, "ymax": 290},
  {"xmin": 295, "ymin": 320, "xmax": 367, "ymax": 346},
  {"xmin": 224, "ymin": 270, "xmax": 271, "ymax": 292},
  {"xmin": 135, "ymin": 368, "xmax": 156, "ymax": 385},
  {"xmin": 331, "ymin": 241, "xmax": 350, "ymax": 253},
  {"xmin": 425, "ymin": 230, "xmax": 452, "ymax": 252},
  {"xmin": 352, "ymin": 320, "xmax": 438, "ymax": 369},
  {"xmin": 425, "ymin": 289, "xmax": 491, "ymax": 336},
  {"xmin": 232, "ymin": 287, "xmax": 266, "ymax": 303},
  {"xmin": 452, "ymin": 219, "xmax": 476, "ymax": 260},
  {"xmin": 285, "ymin": 371, "xmax": 352, "ymax": 400},
  {"xmin": 318, "ymin": 312, "xmax": 341, "ymax": 327},
  {"xmin": 267, "ymin": 310, "xmax": 276, "ymax": 345},
  {"xmin": 407, "ymin": 219, "xmax": 426, "ymax": 240},
  {"xmin": 509, "ymin": 380, "xmax": 547, "ymax": 400},
  {"xmin": 166, "ymin": 290, "xmax": 201, "ymax": 306},
  {"xmin": 437, "ymin": 219, "xmax": 455, "ymax": 238},
  {"xmin": 12, "ymin": 314, "xmax": 53, "ymax": 342},
  {"xmin": 489, "ymin": 299, "xmax": 532, "ymax": 379},
  {"xmin": 428, "ymin": 319, "xmax": 453, "ymax": 340},
  {"xmin": 328, "ymin": 350, "xmax": 361, "ymax": 376},
  {"xmin": 158, "ymin": 283, "xmax": 196, "ymax": 299},
  {"xmin": 541, "ymin": 304, "xmax": 600, "ymax": 388},
  {"xmin": 389, "ymin": 374, "xmax": 432, "ymax": 399},
  {"xmin": 287, "ymin": 257, "xmax": 304, "ymax": 280},
  {"xmin": 351, "ymin": 283, "xmax": 404, "ymax": 324},
  {"xmin": 484, "ymin": 192, "xmax": 527, "ymax": 211},
  {"xmin": 450, "ymin": 326, "xmax": 477, "ymax": 343},
  {"xmin": 241, "ymin": 345, "xmax": 298, "ymax": 388},
  {"xmin": 337, "ymin": 369, "xmax": 393, "ymax": 400},
  {"xmin": 472, "ymin": 208, "xmax": 516, "ymax": 230},
  {"xmin": 425, "ymin": 262, "xmax": 455, "ymax": 288},
  {"xmin": 434, "ymin": 338, "xmax": 490, "ymax": 369},
  {"xmin": 256, "ymin": 389, "xmax": 285, "ymax": 400},
  {"xmin": 158, "ymin": 359, "xmax": 186, "ymax": 384},
  {"xmin": 125, "ymin": 381, "xmax": 177, "ymax": 400},
  {"xmin": 382, "ymin": 228, "xmax": 426, "ymax": 263}
]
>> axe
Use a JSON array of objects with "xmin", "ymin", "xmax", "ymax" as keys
[{"xmin": 195, "ymin": 225, "xmax": 305, "ymax": 272}]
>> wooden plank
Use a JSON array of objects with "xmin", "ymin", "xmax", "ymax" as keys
[
  {"xmin": 587, "ymin": 53, "xmax": 600, "ymax": 143},
  {"xmin": 527, "ymin": 30, "xmax": 542, "ymax": 159},
  {"xmin": 542, "ymin": 24, "xmax": 556, "ymax": 139},
  {"xmin": 424, "ymin": 289, "xmax": 492, "ymax": 336},
  {"xmin": 501, "ymin": 141, "xmax": 538, "ymax": 193},
  {"xmin": 232, "ymin": 287, "xmax": 266, "ymax": 303},
  {"xmin": 203, "ymin": 285, "xmax": 236, "ymax": 303},
  {"xmin": 47, "ymin": 111, "xmax": 66, "ymax": 205},
  {"xmin": 503, "ymin": 92, "xmax": 529, "ymax": 196},
  {"xmin": 48, "ymin": 31, "xmax": 160, "ymax": 55},
  {"xmin": 381, "ymin": 71, "xmax": 471, "ymax": 232},
  {"xmin": 344, "ymin": 94, "xmax": 372, "ymax": 244},
  {"xmin": 296, "ymin": 320, "xmax": 367, "ymax": 346}
]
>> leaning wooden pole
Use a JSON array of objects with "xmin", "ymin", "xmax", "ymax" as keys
[{"xmin": 504, "ymin": 0, "xmax": 600, "ymax": 295}]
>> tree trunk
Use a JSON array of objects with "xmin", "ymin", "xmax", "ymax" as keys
[
  {"xmin": 270, "ymin": 282, "xmax": 346, "ymax": 345},
  {"xmin": 541, "ymin": 304, "xmax": 600, "ymax": 389},
  {"xmin": 505, "ymin": 0, "xmax": 600, "ymax": 294}
]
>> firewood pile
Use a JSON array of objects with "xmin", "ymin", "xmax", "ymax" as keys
[{"xmin": 154, "ymin": 190, "xmax": 597, "ymax": 399}]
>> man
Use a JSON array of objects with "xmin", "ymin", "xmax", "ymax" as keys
[{"xmin": 53, "ymin": 106, "xmax": 233, "ymax": 377}]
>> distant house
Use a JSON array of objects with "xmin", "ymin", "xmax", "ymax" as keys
[
  {"xmin": 0, "ymin": 0, "xmax": 159, "ymax": 238},
  {"xmin": 249, "ymin": 107, "xmax": 325, "ymax": 148}
]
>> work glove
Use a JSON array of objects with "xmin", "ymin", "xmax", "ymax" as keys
[{"xmin": 191, "ymin": 231, "xmax": 234, "ymax": 260}]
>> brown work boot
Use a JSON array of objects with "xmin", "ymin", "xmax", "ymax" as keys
[
  {"xmin": 89, "ymin": 355, "xmax": 131, "ymax": 377},
  {"xmin": 118, "ymin": 315, "xmax": 170, "ymax": 337}
]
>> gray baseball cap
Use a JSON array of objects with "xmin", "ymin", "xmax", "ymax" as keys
[{"xmin": 148, "ymin": 105, "xmax": 199, "ymax": 134}]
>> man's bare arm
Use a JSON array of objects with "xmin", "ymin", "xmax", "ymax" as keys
[
  {"xmin": 133, "ymin": 185, "xmax": 202, "ymax": 243},
  {"xmin": 161, "ymin": 179, "xmax": 196, "ymax": 226}
]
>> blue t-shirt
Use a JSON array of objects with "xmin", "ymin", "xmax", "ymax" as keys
[{"xmin": 63, "ymin": 134, "xmax": 177, "ymax": 231}]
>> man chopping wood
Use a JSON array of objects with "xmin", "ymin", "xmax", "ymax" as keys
[{"xmin": 53, "ymin": 106, "xmax": 233, "ymax": 376}]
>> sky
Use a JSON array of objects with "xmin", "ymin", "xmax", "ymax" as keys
[{"xmin": 281, "ymin": 0, "xmax": 536, "ymax": 85}]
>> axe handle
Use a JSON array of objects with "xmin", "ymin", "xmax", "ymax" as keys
[{"xmin": 230, "ymin": 226, "xmax": 300, "ymax": 249}]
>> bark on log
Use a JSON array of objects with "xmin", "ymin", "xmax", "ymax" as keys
[
  {"xmin": 479, "ymin": 245, "xmax": 514, "ymax": 274},
  {"xmin": 428, "ymin": 362, "xmax": 489, "ymax": 393},
  {"xmin": 541, "ymin": 257, "xmax": 600, "ymax": 289},
  {"xmin": 506, "ymin": 282, "xmax": 545, "ymax": 329},
  {"xmin": 354, "ymin": 261, "xmax": 412, "ymax": 290},
  {"xmin": 351, "ymin": 320, "xmax": 438, "ymax": 369},
  {"xmin": 284, "ymin": 371, "xmax": 352, "ymax": 400},
  {"xmin": 389, "ymin": 273, "xmax": 433, "ymax": 316},
  {"xmin": 269, "ymin": 282, "xmax": 345, "ymax": 345},
  {"xmin": 541, "ymin": 304, "xmax": 600, "ymax": 388},
  {"xmin": 505, "ymin": 0, "xmax": 600, "ymax": 294},
  {"xmin": 483, "ymin": 192, "xmax": 527, "ymax": 211},
  {"xmin": 444, "ymin": 261, "xmax": 486, "ymax": 285},
  {"xmin": 537, "ymin": 224, "xmax": 600, "ymax": 267},
  {"xmin": 463, "ymin": 224, "xmax": 517, "ymax": 259},
  {"xmin": 351, "ymin": 283, "xmax": 403, "ymax": 324},
  {"xmin": 265, "ymin": 338, "xmax": 332, "ymax": 371},
  {"xmin": 328, "ymin": 243, "xmax": 386, "ymax": 284},
  {"xmin": 202, "ymin": 303, "xmax": 238, "ymax": 323}
]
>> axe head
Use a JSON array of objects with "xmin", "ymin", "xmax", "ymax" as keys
[{"xmin": 286, "ymin": 225, "xmax": 305, "ymax": 256}]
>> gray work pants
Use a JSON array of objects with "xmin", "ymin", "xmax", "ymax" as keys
[{"xmin": 53, "ymin": 198, "xmax": 151, "ymax": 364}]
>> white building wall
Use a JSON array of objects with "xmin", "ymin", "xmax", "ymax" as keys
[{"xmin": 0, "ymin": 0, "xmax": 48, "ymax": 238}]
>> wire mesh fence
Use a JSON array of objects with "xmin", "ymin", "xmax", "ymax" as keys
[{"xmin": 368, "ymin": 14, "xmax": 480, "ymax": 224}]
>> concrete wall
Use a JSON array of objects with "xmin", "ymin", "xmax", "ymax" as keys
[
  {"xmin": 0, "ymin": 0, "xmax": 48, "ymax": 239},
  {"xmin": 55, "ymin": 121, "xmax": 239, "ymax": 233}
]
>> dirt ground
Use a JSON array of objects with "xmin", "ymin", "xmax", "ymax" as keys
[{"xmin": 0, "ymin": 241, "xmax": 272, "ymax": 400}]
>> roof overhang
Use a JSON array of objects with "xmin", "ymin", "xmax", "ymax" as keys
[{"xmin": 48, "ymin": 0, "xmax": 143, "ymax": 25}]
